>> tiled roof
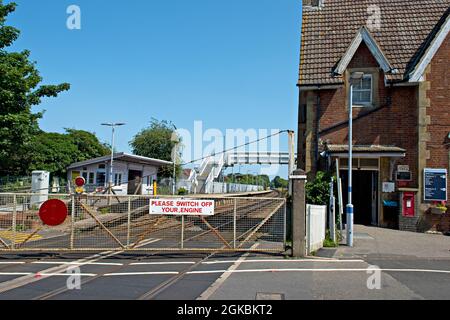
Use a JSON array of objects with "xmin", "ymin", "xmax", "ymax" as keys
[{"xmin": 299, "ymin": 0, "xmax": 450, "ymax": 86}]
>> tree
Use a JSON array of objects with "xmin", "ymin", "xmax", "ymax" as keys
[
  {"xmin": 271, "ymin": 176, "xmax": 289, "ymax": 189},
  {"xmin": 226, "ymin": 174, "xmax": 271, "ymax": 187},
  {"xmin": 130, "ymin": 119, "xmax": 181, "ymax": 178},
  {"xmin": 28, "ymin": 129, "xmax": 110, "ymax": 178},
  {"xmin": 0, "ymin": 1, "xmax": 70, "ymax": 175},
  {"xmin": 27, "ymin": 132, "xmax": 79, "ymax": 178},
  {"xmin": 256, "ymin": 175, "xmax": 271, "ymax": 188},
  {"xmin": 65, "ymin": 129, "xmax": 110, "ymax": 161}
]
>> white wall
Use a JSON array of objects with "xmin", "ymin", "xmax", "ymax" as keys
[
  {"xmin": 306, "ymin": 205, "xmax": 327, "ymax": 254},
  {"xmin": 175, "ymin": 180, "xmax": 263, "ymax": 195},
  {"xmin": 225, "ymin": 183, "xmax": 262, "ymax": 193},
  {"xmin": 207, "ymin": 182, "xmax": 263, "ymax": 194}
]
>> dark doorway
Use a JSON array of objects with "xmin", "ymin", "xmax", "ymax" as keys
[
  {"xmin": 128, "ymin": 170, "xmax": 142, "ymax": 195},
  {"xmin": 341, "ymin": 170, "xmax": 378, "ymax": 226}
]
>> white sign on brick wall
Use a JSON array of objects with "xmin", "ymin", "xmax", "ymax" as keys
[{"xmin": 382, "ymin": 182, "xmax": 395, "ymax": 193}]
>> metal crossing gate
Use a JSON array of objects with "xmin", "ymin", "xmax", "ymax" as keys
[{"xmin": 0, "ymin": 193, "xmax": 286, "ymax": 253}]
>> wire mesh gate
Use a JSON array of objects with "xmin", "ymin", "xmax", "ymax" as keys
[{"xmin": 0, "ymin": 193, "xmax": 286, "ymax": 253}]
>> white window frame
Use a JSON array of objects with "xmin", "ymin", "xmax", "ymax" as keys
[
  {"xmin": 114, "ymin": 173, "xmax": 122, "ymax": 186},
  {"xmin": 88, "ymin": 172, "xmax": 95, "ymax": 185},
  {"xmin": 96, "ymin": 171, "xmax": 106, "ymax": 187},
  {"xmin": 352, "ymin": 74, "xmax": 373, "ymax": 107}
]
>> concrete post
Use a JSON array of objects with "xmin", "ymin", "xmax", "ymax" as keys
[
  {"xmin": 329, "ymin": 178, "xmax": 336, "ymax": 243},
  {"xmin": 288, "ymin": 131, "xmax": 296, "ymax": 196},
  {"xmin": 330, "ymin": 196, "xmax": 336, "ymax": 243},
  {"xmin": 291, "ymin": 169, "xmax": 307, "ymax": 257}
]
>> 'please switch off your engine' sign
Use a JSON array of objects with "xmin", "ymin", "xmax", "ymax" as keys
[{"xmin": 150, "ymin": 199, "xmax": 215, "ymax": 216}]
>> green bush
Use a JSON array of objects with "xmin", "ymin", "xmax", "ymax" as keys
[
  {"xmin": 14, "ymin": 224, "xmax": 26, "ymax": 232},
  {"xmin": 323, "ymin": 230, "xmax": 339, "ymax": 248},
  {"xmin": 306, "ymin": 171, "xmax": 333, "ymax": 205},
  {"xmin": 177, "ymin": 188, "xmax": 188, "ymax": 195},
  {"xmin": 99, "ymin": 207, "xmax": 111, "ymax": 215},
  {"xmin": 0, "ymin": 180, "xmax": 30, "ymax": 192}
]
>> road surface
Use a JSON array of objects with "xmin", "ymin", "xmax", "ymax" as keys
[{"xmin": 0, "ymin": 225, "xmax": 449, "ymax": 300}]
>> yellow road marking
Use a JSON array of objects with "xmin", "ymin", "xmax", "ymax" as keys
[{"xmin": 0, "ymin": 231, "xmax": 42, "ymax": 243}]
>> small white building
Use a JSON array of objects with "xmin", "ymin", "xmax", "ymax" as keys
[{"xmin": 67, "ymin": 153, "xmax": 172, "ymax": 195}]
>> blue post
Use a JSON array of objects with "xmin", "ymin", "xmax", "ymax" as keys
[{"xmin": 347, "ymin": 82, "xmax": 354, "ymax": 247}]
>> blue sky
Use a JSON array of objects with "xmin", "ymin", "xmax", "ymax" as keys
[{"xmin": 7, "ymin": 0, "xmax": 302, "ymax": 177}]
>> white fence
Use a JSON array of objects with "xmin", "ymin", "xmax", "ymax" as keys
[
  {"xmin": 306, "ymin": 204, "xmax": 326, "ymax": 254},
  {"xmin": 176, "ymin": 179, "xmax": 264, "ymax": 195},
  {"xmin": 211, "ymin": 182, "xmax": 263, "ymax": 194}
]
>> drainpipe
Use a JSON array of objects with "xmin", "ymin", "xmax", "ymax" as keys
[
  {"xmin": 315, "ymin": 90, "xmax": 321, "ymax": 173},
  {"xmin": 297, "ymin": 90, "xmax": 303, "ymax": 170}
]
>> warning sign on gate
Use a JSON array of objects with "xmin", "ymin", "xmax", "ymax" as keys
[{"xmin": 150, "ymin": 199, "xmax": 215, "ymax": 216}]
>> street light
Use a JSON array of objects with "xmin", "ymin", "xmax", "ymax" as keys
[
  {"xmin": 101, "ymin": 122, "xmax": 126, "ymax": 193},
  {"xmin": 347, "ymin": 72, "xmax": 364, "ymax": 247}
]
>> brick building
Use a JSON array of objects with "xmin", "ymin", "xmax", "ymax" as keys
[{"xmin": 297, "ymin": 0, "xmax": 450, "ymax": 232}]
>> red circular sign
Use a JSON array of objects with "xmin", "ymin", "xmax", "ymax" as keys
[
  {"xmin": 74, "ymin": 176, "xmax": 86, "ymax": 187},
  {"xmin": 39, "ymin": 199, "xmax": 68, "ymax": 226}
]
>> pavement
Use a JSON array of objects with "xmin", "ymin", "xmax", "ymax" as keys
[
  {"xmin": 207, "ymin": 225, "xmax": 450, "ymax": 300},
  {"xmin": 0, "ymin": 225, "xmax": 449, "ymax": 300}
]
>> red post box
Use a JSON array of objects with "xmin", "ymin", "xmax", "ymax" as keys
[{"xmin": 402, "ymin": 192, "xmax": 415, "ymax": 217}]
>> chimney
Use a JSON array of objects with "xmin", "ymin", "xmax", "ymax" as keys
[{"xmin": 303, "ymin": 0, "xmax": 324, "ymax": 8}]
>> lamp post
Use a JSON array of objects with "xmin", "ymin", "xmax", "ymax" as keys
[
  {"xmin": 101, "ymin": 123, "xmax": 126, "ymax": 193},
  {"xmin": 347, "ymin": 72, "xmax": 364, "ymax": 247},
  {"xmin": 171, "ymin": 144, "xmax": 177, "ymax": 196}
]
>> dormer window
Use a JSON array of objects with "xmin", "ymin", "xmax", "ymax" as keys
[
  {"xmin": 352, "ymin": 74, "xmax": 373, "ymax": 106},
  {"xmin": 353, "ymin": 74, "xmax": 373, "ymax": 106}
]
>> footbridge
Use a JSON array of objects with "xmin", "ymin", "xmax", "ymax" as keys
[
  {"xmin": 191, "ymin": 151, "xmax": 296, "ymax": 194},
  {"xmin": 184, "ymin": 132, "xmax": 297, "ymax": 194}
]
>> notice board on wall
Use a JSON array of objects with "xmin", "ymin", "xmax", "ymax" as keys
[{"xmin": 424, "ymin": 168, "xmax": 447, "ymax": 202}]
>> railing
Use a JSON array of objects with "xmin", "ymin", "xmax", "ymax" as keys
[
  {"xmin": 0, "ymin": 193, "xmax": 286, "ymax": 253},
  {"xmin": 197, "ymin": 156, "xmax": 213, "ymax": 178},
  {"xmin": 0, "ymin": 176, "xmax": 32, "ymax": 193}
]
